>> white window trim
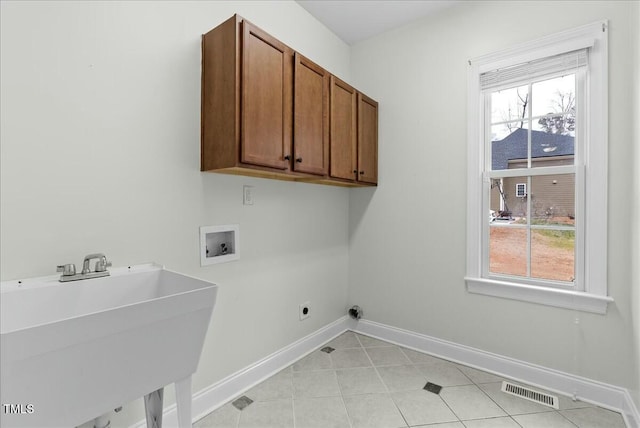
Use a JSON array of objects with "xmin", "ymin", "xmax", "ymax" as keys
[
  {"xmin": 515, "ymin": 183, "xmax": 527, "ymax": 198},
  {"xmin": 466, "ymin": 21, "xmax": 610, "ymax": 314}
]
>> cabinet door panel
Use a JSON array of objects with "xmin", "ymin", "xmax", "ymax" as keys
[
  {"xmin": 358, "ymin": 93, "xmax": 378, "ymax": 184},
  {"xmin": 294, "ymin": 53, "xmax": 329, "ymax": 175},
  {"xmin": 242, "ymin": 22, "xmax": 292, "ymax": 170},
  {"xmin": 330, "ymin": 76, "xmax": 357, "ymax": 181}
]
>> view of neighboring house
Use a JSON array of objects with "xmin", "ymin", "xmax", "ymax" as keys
[{"xmin": 490, "ymin": 128, "xmax": 575, "ymax": 219}]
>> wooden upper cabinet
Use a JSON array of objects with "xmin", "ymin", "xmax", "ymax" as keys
[
  {"xmin": 357, "ymin": 93, "xmax": 378, "ymax": 184},
  {"xmin": 329, "ymin": 76, "xmax": 357, "ymax": 181},
  {"xmin": 201, "ymin": 14, "xmax": 377, "ymax": 186},
  {"xmin": 242, "ymin": 21, "xmax": 293, "ymax": 170},
  {"xmin": 293, "ymin": 53, "xmax": 329, "ymax": 176},
  {"xmin": 201, "ymin": 15, "xmax": 238, "ymax": 172},
  {"xmin": 329, "ymin": 80, "xmax": 378, "ymax": 185},
  {"xmin": 201, "ymin": 15, "xmax": 293, "ymax": 175}
]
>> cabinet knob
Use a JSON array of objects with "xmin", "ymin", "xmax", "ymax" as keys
[
  {"xmin": 296, "ymin": 157, "xmax": 303, "ymax": 163},
  {"xmin": 353, "ymin": 170, "xmax": 358, "ymax": 174},
  {"xmin": 359, "ymin": 171, "xmax": 365, "ymax": 175},
  {"xmin": 284, "ymin": 155, "xmax": 291, "ymax": 161}
]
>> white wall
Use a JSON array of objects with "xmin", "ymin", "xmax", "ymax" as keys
[
  {"xmin": 0, "ymin": 1, "xmax": 351, "ymax": 426},
  {"xmin": 3, "ymin": 0, "xmax": 639, "ymax": 425},
  {"xmin": 349, "ymin": 0, "xmax": 639, "ymax": 404}
]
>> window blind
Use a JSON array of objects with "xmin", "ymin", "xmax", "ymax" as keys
[{"xmin": 480, "ymin": 49, "xmax": 588, "ymax": 90}]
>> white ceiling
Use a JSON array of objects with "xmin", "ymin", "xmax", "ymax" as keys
[{"xmin": 296, "ymin": 0, "xmax": 459, "ymax": 45}]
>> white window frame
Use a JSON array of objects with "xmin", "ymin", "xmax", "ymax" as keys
[
  {"xmin": 465, "ymin": 21, "xmax": 612, "ymax": 314},
  {"xmin": 515, "ymin": 183, "xmax": 527, "ymax": 198}
]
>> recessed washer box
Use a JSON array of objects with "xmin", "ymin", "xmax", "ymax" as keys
[{"xmin": 200, "ymin": 224, "xmax": 239, "ymax": 266}]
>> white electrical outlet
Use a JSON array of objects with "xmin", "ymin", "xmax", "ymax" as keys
[
  {"xmin": 299, "ymin": 302, "xmax": 310, "ymax": 320},
  {"xmin": 243, "ymin": 185, "xmax": 254, "ymax": 205}
]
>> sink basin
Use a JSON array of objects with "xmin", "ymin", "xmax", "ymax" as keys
[{"xmin": 1, "ymin": 263, "xmax": 217, "ymax": 428}]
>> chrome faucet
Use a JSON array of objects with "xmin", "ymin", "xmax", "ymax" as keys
[
  {"xmin": 82, "ymin": 253, "xmax": 112, "ymax": 274},
  {"xmin": 57, "ymin": 253, "xmax": 112, "ymax": 282}
]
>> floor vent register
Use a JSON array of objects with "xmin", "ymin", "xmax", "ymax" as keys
[{"xmin": 501, "ymin": 381, "xmax": 559, "ymax": 409}]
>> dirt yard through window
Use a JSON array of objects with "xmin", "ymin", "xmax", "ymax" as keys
[{"xmin": 489, "ymin": 219, "xmax": 575, "ymax": 282}]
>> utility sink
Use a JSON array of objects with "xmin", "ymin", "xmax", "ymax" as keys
[{"xmin": 1, "ymin": 263, "xmax": 217, "ymax": 428}]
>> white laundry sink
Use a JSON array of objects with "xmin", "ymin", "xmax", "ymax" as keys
[{"xmin": 0, "ymin": 263, "xmax": 217, "ymax": 428}]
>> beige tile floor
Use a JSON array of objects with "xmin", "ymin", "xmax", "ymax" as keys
[{"xmin": 194, "ymin": 331, "xmax": 627, "ymax": 428}]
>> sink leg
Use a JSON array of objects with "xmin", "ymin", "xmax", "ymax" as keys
[
  {"xmin": 175, "ymin": 375, "xmax": 192, "ymax": 428},
  {"xmin": 144, "ymin": 387, "xmax": 164, "ymax": 428}
]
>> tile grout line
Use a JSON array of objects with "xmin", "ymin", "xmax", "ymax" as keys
[
  {"xmin": 397, "ymin": 346, "xmax": 466, "ymax": 427},
  {"xmin": 356, "ymin": 332, "xmax": 412, "ymax": 428},
  {"xmin": 555, "ymin": 409, "xmax": 581, "ymax": 428},
  {"xmin": 360, "ymin": 336, "xmax": 405, "ymax": 426},
  {"xmin": 334, "ymin": 368, "xmax": 355, "ymax": 428},
  {"xmin": 326, "ymin": 359, "xmax": 354, "ymax": 428},
  {"xmin": 451, "ymin": 364, "xmax": 475, "ymax": 386},
  {"xmin": 355, "ymin": 332, "xmax": 400, "ymax": 424},
  {"xmin": 329, "ymin": 332, "xmax": 356, "ymax": 428},
  {"xmin": 294, "ymin": 347, "xmax": 353, "ymax": 428},
  {"xmin": 511, "ymin": 415, "xmax": 526, "ymax": 428},
  {"xmin": 290, "ymin": 368, "xmax": 296, "ymax": 428},
  {"xmin": 474, "ymin": 377, "xmax": 511, "ymax": 413},
  {"xmin": 466, "ymin": 376, "xmax": 578, "ymax": 428},
  {"xmin": 470, "ymin": 374, "xmax": 527, "ymax": 428},
  {"xmin": 291, "ymin": 339, "xmax": 355, "ymax": 428},
  {"xmin": 470, "ymin": 375, "xmax": 567, "ymax": 428}
]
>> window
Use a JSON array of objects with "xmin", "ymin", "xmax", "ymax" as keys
[{"xmin": 466, "ymin": 21, "xmax": 612, "ymax": 314}]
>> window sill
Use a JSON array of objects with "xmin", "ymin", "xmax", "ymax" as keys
[{"xmin": 465, "ymin": 277, "xmax": 613, "ymax": 314}]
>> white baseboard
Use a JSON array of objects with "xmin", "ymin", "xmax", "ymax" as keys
[
  {"xmin": 131, "ymin": 316, "xmax": 638, "ymax": 428},
  {"xmin": 130, "ymin": 315, "xmax": 355, "ymax": 428},
  {"xmin": 353, "ymin": 319, "xmax": 640, "ymax": 428}
]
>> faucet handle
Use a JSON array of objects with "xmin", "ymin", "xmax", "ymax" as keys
[
  {"xmin": 95, "ymin": 257, "xmax": 112, "ymax": 273},
  {"xmin": 57, "ymin": 263, "xmax": 76, "ymax": 276}
]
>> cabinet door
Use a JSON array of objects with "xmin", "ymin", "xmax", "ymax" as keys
[
  {"xmin": 330, "ymin": 76, "xmax": 357, "ymax": 181},
  {"xmin": 241, "ymin": 21, "xmax": 293, "ymax": 170},
  {"xmin": 357, "ymin": 93, "xmax": 378, "ymax": 184},
  {"xmin": 294, "ymin": 53, "xmax": 329, "ymax": 175}
]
